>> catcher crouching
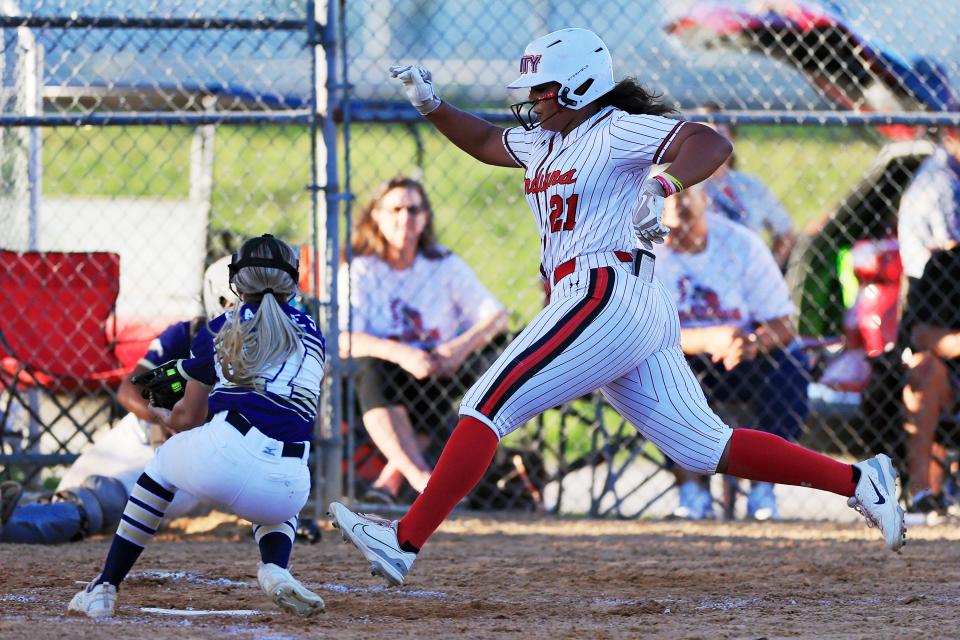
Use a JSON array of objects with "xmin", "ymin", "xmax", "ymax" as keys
[{"xmin": 67, "ymin": 234, "xmax": 327, "ymax": 619}]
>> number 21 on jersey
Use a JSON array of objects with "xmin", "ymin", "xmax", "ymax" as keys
[{"xmin": 549, "ymin": 193, "xmax": 578, "ymax": 232}]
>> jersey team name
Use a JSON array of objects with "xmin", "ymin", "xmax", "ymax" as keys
[{"xmin": 524, "ymin": 168, "xmax": 577, "ymax": 195}]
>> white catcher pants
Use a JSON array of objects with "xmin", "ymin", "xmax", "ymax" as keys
[
  {"xmin": 460, "ymin": 258, "xmax": 733, "ymax": 474},
  {"xmin": 144, "ymin": 411, "xmax": 311, "ymax": 526}
]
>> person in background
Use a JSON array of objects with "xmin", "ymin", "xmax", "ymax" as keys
[
  {"xmin": 898, "ymin": 127, "xmax": 960, "ymax": 285},
  {"xmin": 338, "ymin": 176, "xmax": 508, "ymax": 502},
  {"xmin": 897, "ymin": 122, "xmax": 960, "ymax": 522},
  {"xmin": 900, "ymin": 243, "xmax": 960, "ymax": 523},
  {"xmin": 698, "ymin": 105, "xmax": 796, "ymax": 271},
  {"xmin": 654, "ymin": 185, "xmax": 808, "ymax": 520}
]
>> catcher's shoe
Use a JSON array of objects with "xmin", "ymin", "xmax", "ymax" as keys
[
  {"xmin": 257, "ymin": 563, "xmax": 325, "ymax": 617},
  {"xmin": 67, "ymin": 578, "xmax": 117, "ymax": 618},
  {"xmin": 848, "ymin": 454, "xmax": 906, "ymax": 552},
  {"xmin": 328, "ymin": 502, "xmax": 415, "ymax": 586}
]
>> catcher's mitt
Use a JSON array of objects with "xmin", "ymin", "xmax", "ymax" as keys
[{"xmin": 131, "ymin": 360, "xmax": 187, "ymax": 410}]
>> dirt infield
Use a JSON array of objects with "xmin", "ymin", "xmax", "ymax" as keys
[{"xmin": 1, "ymin": 511, "xmax": 958, "ymax": 639}]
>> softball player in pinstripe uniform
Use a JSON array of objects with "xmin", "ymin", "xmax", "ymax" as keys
[
  {"xmin": 330, "ymin": 28, "xmax": 905, "ymax": 587},
  {"xmin": 69, "ymin": 235, "xmax": 326, "ymax": 618}
]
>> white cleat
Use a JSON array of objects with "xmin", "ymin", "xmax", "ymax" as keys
[
  {"xmin": 257, "ymin": 562, "xmax": 325, "ymax": 617},
  {"xmin": 848, "ymin": 454, "xmax": 906, "ymax": 552},
  {"xmin": 67, "ymin": 579, "xmax": 117, "ymax": 618},
  {"xmin": 328, "ymin": 501, "xmax": 416, "ymax": 586}
]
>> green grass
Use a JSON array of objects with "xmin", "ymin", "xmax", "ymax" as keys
[
  {"xmin": 211, "ymin": 126, "xmax": 314, "ymax": 239},
  {"xmin": 42, "ymin": 125, "xmax": 315, "ymax": 240},
  {"xmin": 733, "ymin": 125, "xmax": 878, "ymax": 231},
  {"xmin": 505, "ymin": 399, "xmax": 668, "ymax": 468},
  {"xmin": 3, "ymin": 466, "xmax": 61, "ymax": 490},
  {"xmin": 43, "ymin": 126, "xmax": 193, "ymax": 197}
]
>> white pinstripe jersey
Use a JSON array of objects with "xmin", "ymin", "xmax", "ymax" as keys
[{"xmin": 502, "ymin": 105, "xmax": 685, "ymax": 275}]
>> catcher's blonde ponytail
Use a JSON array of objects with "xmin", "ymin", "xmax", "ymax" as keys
[{"xmin": 216, "ymin": 237, "xmax": 303, "ymax": 388}]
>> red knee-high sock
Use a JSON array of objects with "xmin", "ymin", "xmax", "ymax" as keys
[
  {"xmin": 397, "ymin": 416, "xmax": 498, "ymax": 551},
  {"xmin": 725, "ymin": 429, "xmax": 857, "ymax": 497}
]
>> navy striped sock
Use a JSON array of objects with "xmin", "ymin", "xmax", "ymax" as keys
[
  {"xmin": 254, "ymin": 516, "xmax": 298, "ymax": 568},
  {"xmin": 98, "ymin": 472, "xmax": 175, "ymax": 587}
]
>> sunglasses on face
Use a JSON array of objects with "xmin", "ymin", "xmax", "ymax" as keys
[{"xmin": 382, "ymin": 204, "xmax": 427, "ymax": 215}]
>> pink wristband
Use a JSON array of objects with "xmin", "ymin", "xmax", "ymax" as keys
[{"xmin": 652, "ymin": 174, "xmax": 675, "ymax": 196}]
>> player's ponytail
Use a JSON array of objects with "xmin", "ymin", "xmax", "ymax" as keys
[
  {"xmin": 596, "ymin": 77, "xmax": 677, "ymax": 116},
  {"xmin": 216, "ymin": 236, "xmax": 304, "ymax": 388}
]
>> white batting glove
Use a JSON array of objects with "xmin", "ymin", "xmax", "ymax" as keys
[
  {"xmin": 388, "ymin": 64, "xmax": 442, "ymax": 116},
  {"xmin": 632, "ymin": 178, "xmax": 670, "ymax": 250}
]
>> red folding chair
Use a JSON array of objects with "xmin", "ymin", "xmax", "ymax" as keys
[{"xmin": 0, "ymin": 251, "xmax": 130, "ymax": 465}]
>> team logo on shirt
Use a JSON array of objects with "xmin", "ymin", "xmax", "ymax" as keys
[
  {"xmin": 525, "ymin": 169, "xmax": 577, "ymax": 194},
  {"xmin": 519, "ymin": 54, "xmax": 541, "ymax": 74},
  {"xmin": 387, "ymin": 299, "xmax": 440, "ymax": 347},
  {"xmin": 676, "ymin": 276, "xmax": 742, "ymax": 324}
]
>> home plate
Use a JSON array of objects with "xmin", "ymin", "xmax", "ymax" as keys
[{"xmin": 141, "ymin": 607, "xmax": 260, "ymax": 617}]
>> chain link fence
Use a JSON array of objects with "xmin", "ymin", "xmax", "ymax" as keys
[
  {"xmin": 2, "ymin": 1, "xmax": 960, "ymax": 525},
  {"xmin": 0, "ymin": 2, "xmax": 338, "ymax": 507},
  {"xmin": 339, "ymin": 0, "xmax": 960, "ymax": 521}
]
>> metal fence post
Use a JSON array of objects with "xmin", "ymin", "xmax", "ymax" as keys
[{"xmin": 311, "ymin": 0, "xmax": 343, "ymax": 511}]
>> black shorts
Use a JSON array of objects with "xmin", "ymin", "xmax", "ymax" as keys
[
  {"xmin": 351, "ymin": 357, "xmax": 458, "ymax": 438},
  {"xmin": 348, "ymin": 339, "xmax": 506, "ymax": 440}
]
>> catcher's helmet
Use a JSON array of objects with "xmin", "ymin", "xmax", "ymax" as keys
[
  {"xmin": 202, "ymin": 256, "xmax": 239, "ymax": 319},
  {"xmin": 507, "ymin": 28, "xmax": 615, "ymax": 110}
]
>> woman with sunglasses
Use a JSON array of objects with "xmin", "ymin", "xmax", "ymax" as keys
[{"xmin": 338, "ymin": 176, "xmax": 508, "ymax": 503}]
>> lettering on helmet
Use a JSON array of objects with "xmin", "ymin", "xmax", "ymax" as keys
[
  {"xmin": 567, "ymin": 64, "xmax": 589, "ymax": 81},
  {"xmin": 519, "ymin": 54, "xmax": 542, "ymax": 74},
  {"xmin": 525, "ymin": 169, "xmax": 577, "ymax": 194}
]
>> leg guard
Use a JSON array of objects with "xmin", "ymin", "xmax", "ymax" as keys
[
  {"xmin": 81, "ymin": 475, "xmax": 129, "ymax": 530},
  {"xmin": 0, "ymin": 501, "xmax": 84, "ymax": 544},
  {"xmin": 55, "ymin": 486, "xmax": 105, "ymax": 536}
]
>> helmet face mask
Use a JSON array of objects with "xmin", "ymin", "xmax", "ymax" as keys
[
  {"xmin": 229, "ymin": 235, "xmax": 299, "ymax": 283},
  {"xmin": 228, "ymin": 234, "xmax": 300, "ymax": 300},
  {"xmin": 506, "ymin": 28, "xmax": 615, "ymax": 129},
  {"xmin": 509, "ymin": 90, "xmax": 559, "ymax": 131}
]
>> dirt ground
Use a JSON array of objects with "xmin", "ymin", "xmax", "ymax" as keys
[{"xmin": 1, "ymin": 511, "xmax": 958, "ymax": 640}]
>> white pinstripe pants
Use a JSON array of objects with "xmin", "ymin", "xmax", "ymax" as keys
[{"xmin": 460, "ymin": 262, "xmax": 733, "ymax": 474}]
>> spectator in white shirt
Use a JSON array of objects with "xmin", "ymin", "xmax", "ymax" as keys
[
  {"xmin": 897, "ymin": 123, "xmax": 960, "ymax": 522},
  {"xmin": 897, "ymin": 129, "xmax": 960, "ymax": 282},
  {"xmin": 654, "ymin": 185, "xmax": 808, "ymax": 520},
  {"xmin": 697, "ymin": 105, "xmax": 796, "ymax": 270},
  {"xmin": 338, "ymin": 177, "xmax": 508, "ymax": 502}
]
